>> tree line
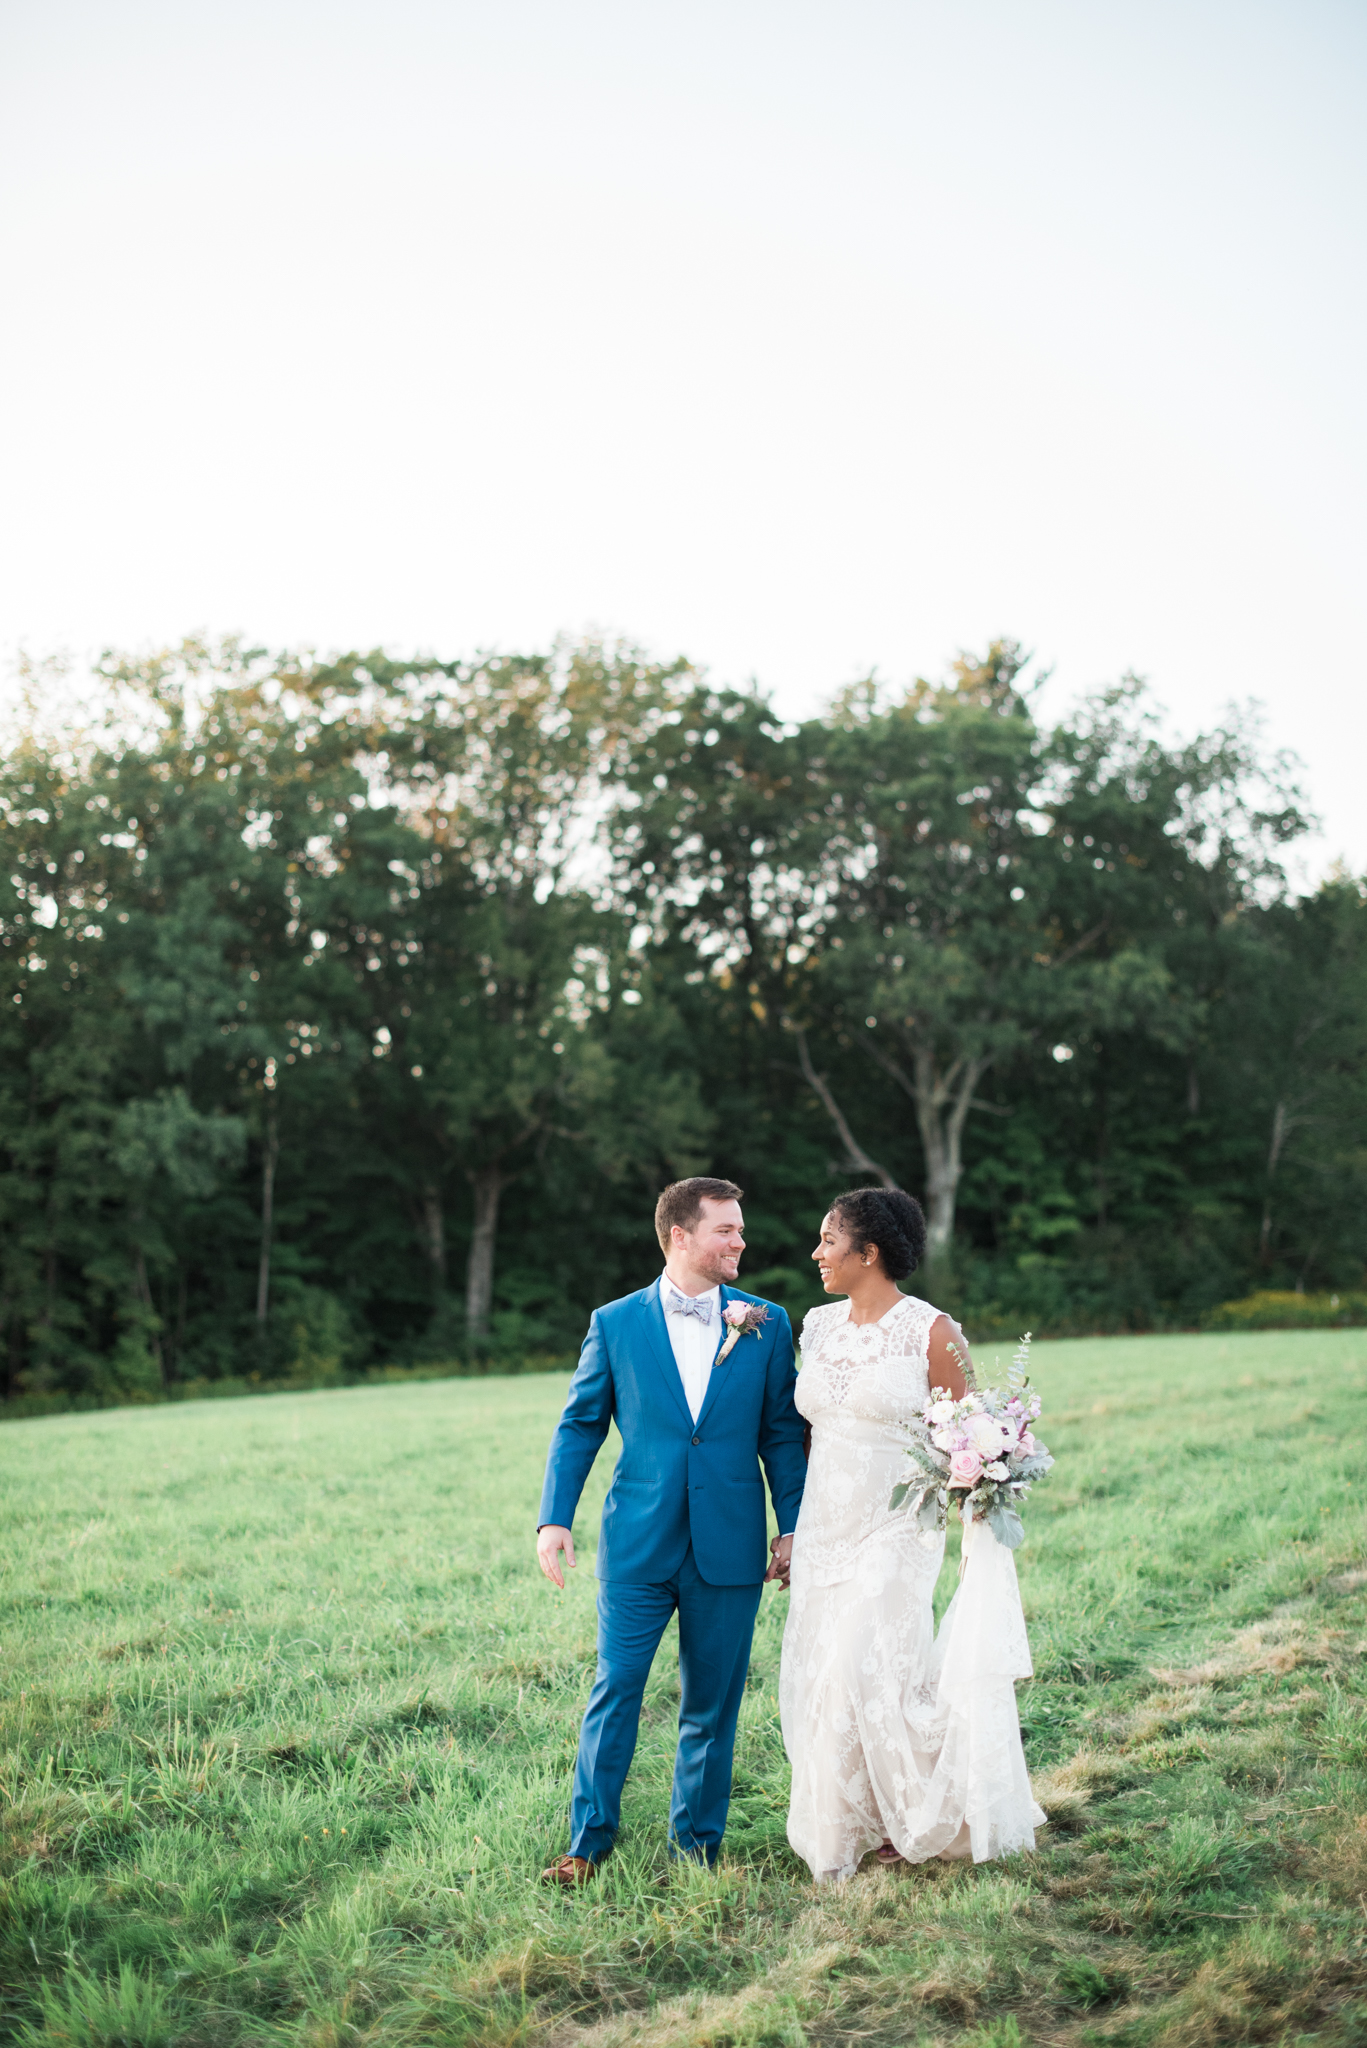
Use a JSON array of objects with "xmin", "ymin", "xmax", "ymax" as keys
[{"xmin": 2, "ymin": 635, "xmax": 1363, "ymax": 1403}]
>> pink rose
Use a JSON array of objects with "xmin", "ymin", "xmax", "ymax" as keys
[
  {"xmin": 949, "ymin": 1447, "xmax": 983, "ymax": 1486},
  {"xmin": 723, "ymin": 1301, "xmax": 749, "ymax": 1327}
]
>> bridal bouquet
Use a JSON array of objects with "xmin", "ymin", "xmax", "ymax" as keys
[{"xmin": 890, "ymin": 1334, "xmax": 1053, "ymax": 1550}]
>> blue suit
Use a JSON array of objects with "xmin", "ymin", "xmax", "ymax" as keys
[{"xmin": 539, "ymin": 1281, "xmax": 806, "ymax": 1864}]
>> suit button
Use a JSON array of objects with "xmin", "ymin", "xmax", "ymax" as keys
[{"xmin": 691, "ymin": 1435, "xmax": 701, "ymax": 1445}]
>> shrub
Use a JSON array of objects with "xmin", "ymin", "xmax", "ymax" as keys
[{"xmin": 1201, "ymin": 1290, "xmax": 1367, "ymax": 1331}]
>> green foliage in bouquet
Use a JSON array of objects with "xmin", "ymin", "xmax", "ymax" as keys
[{"xmin": 891, "ymin": 1334, "xmax": 1054, "ymax": 1549}]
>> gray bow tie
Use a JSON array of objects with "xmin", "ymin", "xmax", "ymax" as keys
[{"xmin": 667, "ymin": 1289, "xmax": 713, "ymax": 1323}]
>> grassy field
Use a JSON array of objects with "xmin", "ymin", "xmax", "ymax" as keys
[{"xmin": 2, "ymin": 1327, "xmax": 1366, "ymax": 2048}]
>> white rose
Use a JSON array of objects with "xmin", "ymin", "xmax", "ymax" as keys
[{"xmin": 964, "ymin": 1412, "xmax": 1008, "ymax": 1457}]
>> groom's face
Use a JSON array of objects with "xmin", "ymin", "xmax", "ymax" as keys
[{"xmin": 675, "ymin": 1198, "xmax": 746, "ymax": 1287}]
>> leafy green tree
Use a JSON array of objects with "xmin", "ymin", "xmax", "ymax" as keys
[
  {"xmin": 1211, "ymin": 880, "xmax": 1367, "ymax": 1283},
  {"xmin": 795, "ymin": 645, "xmax": 1054, "ymax": 1259},
  {"xmin": 612, "ymin": 644, "xmax": 1317, "ymax": 1277},
  {"xmin": 1, "ymin": 628, "xmax": 1360, "ymax": 1404},
  {"xmin": 0, "ymin": 719, "xmax": 156, "ymax": 1396},
  {"xmin": 302, "ymin": 640, "xmax": 700, "ymax": 1346}
]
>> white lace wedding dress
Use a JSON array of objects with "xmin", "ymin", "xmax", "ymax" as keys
[{"xmin": 780, "ymin": 1294, "xmax": 1045, "ymax": 1883}]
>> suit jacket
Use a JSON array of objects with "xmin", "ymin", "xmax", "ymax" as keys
[{"xmin": 537, "ymin": 1282, "xmax": 807, "ymax": 1585}]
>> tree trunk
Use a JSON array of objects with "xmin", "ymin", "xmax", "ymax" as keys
[
  {"xmin": 857, "ymin": 1033, "xmax": 990, "ymax": 1264},
  {"xmin": 43, "ymin": 1241, "xmax": 56, "ymax": 1346},
  {"xmin": 465, "ymin": 1166, "xmax": 507, "ymax": 1347},
  {"xmin": 3, "ymin": 1303, "xmax": 19, "ymax": 1403},
  {"xmin": 174, "ymin": 1268, "xmax": 187, "ymax": 1379},
  {"xmin": 793, "ymin": 1024, "xmax": 989, "ymax": 1262},
  {"xmin": 255, "ymin": 1094, "xmax": 279, "ymax": 1350},
  {"xmin": 910, "ymin": 1047, "xmax": 988, "ymax": 1264},
  {"xmin": 1259, "ymin": 1099, "xmax": 1288, "ymax": 1269},
  {"xmin": 421, "ymin": 1182, "xmax": 447, "ymax": 1295},
  {"xmin": 133, "ymin": 1243, "xmax": 166, "ymax": 1388}
]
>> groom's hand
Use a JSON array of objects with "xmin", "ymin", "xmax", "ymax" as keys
[
  {"xmin": 537, "ymin": 1524, "xmax": 576, "ymax": 1590},
  {"xmin": 764, "ymin": 1534, "xmax": 793, "ymax": 1588}
]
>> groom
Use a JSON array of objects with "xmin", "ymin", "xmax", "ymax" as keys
[{"xmin": 535, "ymin": 1176, "xmax": 806, "ymax": 1882}]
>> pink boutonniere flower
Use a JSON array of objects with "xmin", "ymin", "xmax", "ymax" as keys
[{"xmin": 716, "ymin": 1299, "xmax": 770, "ymax": 1362}]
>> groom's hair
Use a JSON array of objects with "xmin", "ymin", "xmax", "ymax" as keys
[{"xmin": 654, "ymin": 1177, "xmax": 744, "ymax": 1252}]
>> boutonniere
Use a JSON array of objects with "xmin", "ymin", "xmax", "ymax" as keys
[{"xmin": 716, "ymin": 1300, "xmax": 770, "ymax": 1363}]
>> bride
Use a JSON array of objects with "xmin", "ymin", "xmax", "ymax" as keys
[{"xmin": 779, "ymin": 1186, "xmax": 1045, "ymax": 1883}]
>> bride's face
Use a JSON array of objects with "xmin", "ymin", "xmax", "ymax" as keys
[{"xmin": 812, "ymin": 1211, "xmax": 871, "ymax": 1293}]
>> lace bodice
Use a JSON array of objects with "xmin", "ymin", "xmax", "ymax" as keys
[
  {"xmin": 792, "ymin": 1294, "xmax": 943, "ymax": 1590},
  {"xmin": 797, "ymin": 1293, "xmax": 940, "ymax": 1415}
]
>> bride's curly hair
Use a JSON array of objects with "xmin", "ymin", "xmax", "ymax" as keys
[{"xmin": 830, "ymin": 1187, "xmax": 928, "ymax": 1280}]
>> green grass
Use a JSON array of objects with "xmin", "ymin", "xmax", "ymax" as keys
[{"xmin": 2, "ymin": 1328, "xmax": 1366, "ymax": 2048}]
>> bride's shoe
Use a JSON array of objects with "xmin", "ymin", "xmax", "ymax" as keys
[{"xmin": 875, "ymin": 1840, "xmax": 905, "ymax": 1865}]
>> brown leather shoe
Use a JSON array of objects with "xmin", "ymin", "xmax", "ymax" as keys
[{"xmin": 541, "ymin": 1853, "xmax": 597, "ymax": 1886}]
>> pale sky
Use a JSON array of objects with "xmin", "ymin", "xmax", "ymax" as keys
[{"xmin": 2, "ymin": 0, "xmax": 1364, "ymax": 875}]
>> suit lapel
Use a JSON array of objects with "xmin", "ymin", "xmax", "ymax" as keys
[
  {"xmin": 638, "ymin": 1282, "xmax": 694, "ymax": 1429},
  {"xmin": 710, "ymin": 1284, "xmax": 732, "ymax": 1365},
  {"xmin": 695, "ymin": 1285, "xmax": 736, "ymax": 1431}
]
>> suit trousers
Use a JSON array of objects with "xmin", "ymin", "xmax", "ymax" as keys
[{"xmin": 569, "ymin": 1545, "xmax": 764, "ymax": 1866}]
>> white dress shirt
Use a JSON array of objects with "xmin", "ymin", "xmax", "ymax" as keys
[
  {"xmin": 659, "ymin": 1273, "xmax": 721, "ymax": 1424},
  {"xmin": 658, "ymin": 1274, "xmax": 796, "ymax": 1542}
]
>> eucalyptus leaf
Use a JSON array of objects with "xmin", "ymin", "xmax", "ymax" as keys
[
  {"xmin": 904, "ymin": 1438, "xmax": 944, "ymax": 1478},
  {"xmin": 914, "ymin": 1488, "xmax": 944, "ymax": 1533},
  {"xmin": 986, "ymin": 1504, "xmax": 1026, "ymax": 1550}
]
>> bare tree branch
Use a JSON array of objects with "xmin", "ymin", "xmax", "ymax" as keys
[
  {"xmin": 850, "ymin": 1028, "xmax": 993, "ymax": 1256},
  {"xmin": 793, "ymin": 1026, "xmax": 897, "ymax": 1188},
  {"xmin": 855, "ymin": 1028, "xmax": 1009, "ymax": 1115},
  {"xmin": 1042, "ymin": 920, "xmax": 1109, "ymax": 970},
  {"xmin": 856, "ymin": 1032, "xmax": 916, "ymax": 1099}
]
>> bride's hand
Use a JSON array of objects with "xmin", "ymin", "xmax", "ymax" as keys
[{"xmin": 765, "ymin": 1534, "xmax": 794, "ymax": 1588}]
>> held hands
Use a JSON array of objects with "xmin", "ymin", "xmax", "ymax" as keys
[
  {"xmin": 537, "ymin": 1525, "xmax": 576, "ymax": 1590},
  {"xmin": 765, "ymin": 1533, "xmax": 794, "ymax": 1589},
  {"xmin": 539, "ymin": 1525, "xmax": 790, "ymax": 1590}
]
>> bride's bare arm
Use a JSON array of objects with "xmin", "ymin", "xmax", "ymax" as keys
[{"xmin": 927, "ymin": 1314, "xmax": 971, "ymax": 1400}]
